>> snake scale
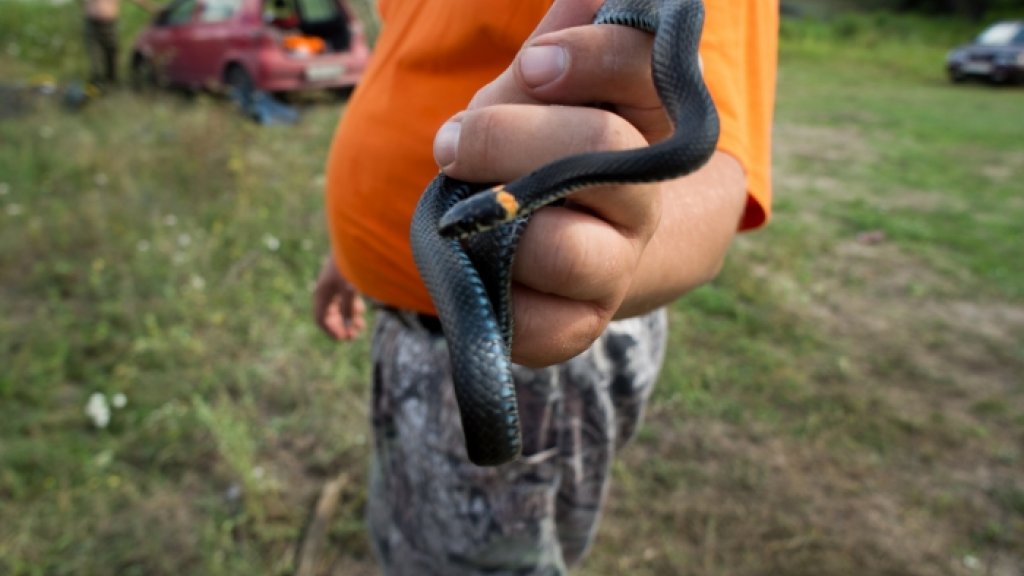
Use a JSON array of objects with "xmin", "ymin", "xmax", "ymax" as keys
[{"xmin": 410, "ymin": 0, "xmax": 719, "ymax": 466}]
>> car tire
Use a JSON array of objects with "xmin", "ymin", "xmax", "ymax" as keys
[
  {"xmin": 224, "ymin": 64, "xmax": 255, "ymax": 100},
  {"xmin": 331, "ymin": 86, "xmax": 354, "ymax": 101}
]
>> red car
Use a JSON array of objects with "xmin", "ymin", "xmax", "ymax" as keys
[{"xmin": 130, "ymin": 0, "xmax": 370, "ymax": 94}]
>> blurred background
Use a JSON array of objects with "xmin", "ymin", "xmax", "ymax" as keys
[{"xmin": 0, "ymin": 0, "xmax": 1022, "ymax": 574}]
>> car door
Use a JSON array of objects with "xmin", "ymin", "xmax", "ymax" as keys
[
  {"xmin": 182, "ymin": 0, "xmax": 244, "ymax": 85},
  {"xmin": 147, "ymin": 0, "xmax": 202, "ymax": 84}
]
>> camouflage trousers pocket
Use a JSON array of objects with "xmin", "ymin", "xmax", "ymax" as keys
[{"xmin": 367, "ymin": 307, "xmax": 667, "ymax": 576}]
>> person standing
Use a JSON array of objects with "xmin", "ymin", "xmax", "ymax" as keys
[
  {"xmin": 83, "ymin": 0, "xmax": 154, "ymax": 87},
  {"xmin": 315, "ymin": 0, "xmax": 778, "ymax": 573}
]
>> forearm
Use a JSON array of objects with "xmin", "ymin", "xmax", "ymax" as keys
[{"xmin": 616, "ymin": 151, "xmax": 748, "ymax": 318}]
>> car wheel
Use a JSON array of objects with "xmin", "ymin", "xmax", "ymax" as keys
[
  {"xmin": 224, "ymin": 64, "xmax": 255, "ymax": 100},
  {"xmin": 331, "ymin": 86, "xmax": 354, "ymax": 101},
  {"xmin": 130, "ymin": 54, "xmax": 158, "ymax": 92}
]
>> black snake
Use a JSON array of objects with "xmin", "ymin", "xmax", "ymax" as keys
[{"xmin": 410, "ymin": 0, "xmax": 719, "ymax": 466}]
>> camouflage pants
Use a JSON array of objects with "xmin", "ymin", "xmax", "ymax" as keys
[
  {"xmin": 367, "ymin": 307, "xmax": 667, "ymax": 575},
  {"xmin": 84, "ymin": 17, "xmax": 119, "ymax": 86}
]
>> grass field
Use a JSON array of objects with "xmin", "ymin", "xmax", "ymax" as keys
[{"xmin": 1, "ymin": 2, "xmax": 1023, "ymax": 575}]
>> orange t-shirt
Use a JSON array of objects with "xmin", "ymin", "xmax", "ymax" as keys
[{"xmin": 325, "ymin": 0, "xmax": 778, "ymax": 315}]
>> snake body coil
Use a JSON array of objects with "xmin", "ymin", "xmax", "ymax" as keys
[{"xmin": 410, "ymin": 0, "xmax": 719, "ymax": 466}]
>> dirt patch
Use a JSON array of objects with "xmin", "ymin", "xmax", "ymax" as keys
[
  {"xmin": 869, "ymin": 186, "xmax": 972, "ymax": 213},
  {"xmin": 591, "ymin": 418, "xmax": 985, "ymax": 576},
  {"xmin": 956, "ymin": 147, "xmax": 1024, "ymax": 188},
  {"xmin": 805, "ymin": 238, "xmax": 1023, "ymax": 395},
  {"xmin": 773, "ymin": 123, "xmax": 877, "ymax": 168},
  {"xmin": 741, "ymin": 232, "xmax": 1023, "ymax": 569}
]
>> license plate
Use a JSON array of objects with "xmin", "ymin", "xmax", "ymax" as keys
[
  {"xmin": 305, "ymin": 64, "xmax": 345, "ymax": 81},
  {"xmin": 963, "ymin": 61, "xmax": 993, "ymax": 74}
]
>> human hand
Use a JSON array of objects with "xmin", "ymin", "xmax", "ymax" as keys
[
  {"xmin": 432, "ymin": 0, "xmax": 671, "ymax": 367},
  {"xmin": 313, "ymin": 254, "xmax": 366, "ymax": 341}
]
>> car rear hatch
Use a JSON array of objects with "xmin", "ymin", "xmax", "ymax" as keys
[{"xmin": 263, "ymin": 0, "xmax": 355, "ymax": 52}]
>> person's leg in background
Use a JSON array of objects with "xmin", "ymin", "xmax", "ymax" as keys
[{"xmin": 84, "ymin": 17, "xmax": 119, "ymax": 86}]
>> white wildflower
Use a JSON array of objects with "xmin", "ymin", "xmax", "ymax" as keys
[
  {"xmin": 177, "ymin": 233, "xmax": 191, "ymax": 247},
  {"xmin": 0, "ymin": 182, "xmax": 9, "ymax": 195},
  {"xmin": 85, "ymin": 393, "xmax": 111, "ymax": 429},
  {"xmin": 111, "ymin": 393, "xmax": 127, "ymax": 409},
  {"xmin": 963, "ymin": 555, "xmax": 981, "ymax": 571},
  {"xmin": 190, "ymin": 275, "xmax": 206, "ymax": 291},
  {"xmin": 136, "ymin": 240, "xmax": 151, "ymax": 252},
  {"xmin": 6, "ymin": 204, "xmax": 23, "ymax": 216},
  {"xmin": 263, "ymin": 234, "xmax": 280, "ymax": 251},
  {"xmin": 163, "ymin": 214, "xmax": 177, "ymax": 227}
]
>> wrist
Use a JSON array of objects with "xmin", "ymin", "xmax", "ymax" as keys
[{"xmin": 615, "ymin": 152, "xmax": 747, "ymax": 318}]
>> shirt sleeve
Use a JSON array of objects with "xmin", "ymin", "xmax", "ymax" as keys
[{"xmin": 699, "ymin": 0, "xmax": 778, "ymax": 230}]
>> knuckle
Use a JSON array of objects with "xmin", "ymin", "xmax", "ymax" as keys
[
  {"xmin": 461, "ymin": 108, "xmax": 507, "ymax": 178},
  {"xmin": 549, "ymin": 213, "xmax": 630, "ymax": 299},
  {"xmin": 586, "ymin": 112, "xmax": 642, "ymax": 152}
]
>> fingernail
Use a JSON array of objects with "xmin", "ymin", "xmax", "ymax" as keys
[
  {"xmin": 434, "ymin": 120, "xmax": 461, "ymax": 168},
  {"xmin": 520, "ymin": 44, "xmax": 566, "ymax": 88}
]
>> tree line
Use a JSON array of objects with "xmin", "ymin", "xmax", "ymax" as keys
[{"xmin": 878, "ymin": 0, "xmax": 1023, "ymax": 20}]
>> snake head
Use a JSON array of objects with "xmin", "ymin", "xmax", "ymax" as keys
[{"xmin": 438, "ymin": 185, "xmax": 521, "ymax": 239}]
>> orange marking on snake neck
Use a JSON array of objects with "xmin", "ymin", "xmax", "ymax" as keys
[{"xmin": 495, "ymin": 187, "xmax": 519, "ymax": 219}]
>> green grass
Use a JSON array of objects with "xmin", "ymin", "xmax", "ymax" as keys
[
  {"xmin": 1, "ymin": 3, "xmax": 1023, "ymax": 575},
  {"xmin": 0, "ymin": 93, "xmax": 374, "ymax": 574}
]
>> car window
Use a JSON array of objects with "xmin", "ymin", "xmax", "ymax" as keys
[
  {"xmin": 1014, "ymin": 27, "xmax": 1024, "ymax": 46},
  {"xmin": 296, "ymin": 0, "xmax": 338, "ymax": 23},
  {"xmin": 976, "ymin": 22, "xmax": 1022, "ymax": 46},
  {"xmin": 161, "ymin": 0, "xmax": 198, "ymax": 25},
  {"xmin": 200, "ymin": 0, "xmax": 241, "ymax": 22}
]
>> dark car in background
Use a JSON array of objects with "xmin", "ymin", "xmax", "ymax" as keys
[
  {"xmin": 946, "ymin": 20, "xmax": 1024, "ymax": 84},
  {"xmin": 130, "ymin": 0, "xmax": 370, "ymax": 95}
]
